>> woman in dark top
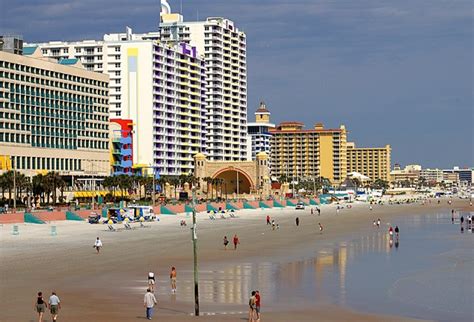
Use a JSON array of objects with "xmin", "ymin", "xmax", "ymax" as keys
[{"xmin": 34, "ymin": 291, "xmax": 47, "ymax": 322}]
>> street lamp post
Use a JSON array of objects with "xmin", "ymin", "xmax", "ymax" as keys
[
  {"xmin": 151, "ymin": 165, "xmax": 156, "ymax": 207},
  {"xmin": 191, "ymin": 188, "xmax": 200, "ymax": 316},
  {"xmin": 11, "ymin": 156, "xmax": 16, "ymax": 211}
]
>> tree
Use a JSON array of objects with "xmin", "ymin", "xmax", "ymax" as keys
[
  {"xmin": 371, "ymin": 179, "xmax": 389, "ymax": 190},
  {"xmin": 44, "ymin": 172, "xmax": 65, "ymax": 205},
  {"xmin": 116, "ymin": 175, "xmax": 133, "ymax": 199},
  {"xmin": 102, "ymin": 176, "xmax": 118, "ymax": 202}
]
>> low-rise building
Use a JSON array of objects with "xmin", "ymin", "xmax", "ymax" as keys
[{"xmin": 390, "ymin": 164, "xmax": 421, "ymax": 186}]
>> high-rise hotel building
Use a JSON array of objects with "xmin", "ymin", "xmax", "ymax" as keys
[
  {"xmin": 0, "ymin": 48, "xmax": 110, "ymax": 176},
  {"xmin": 159, "ymin": 12, "xmax": 248, "ymax": 161},
  {"xmin": 270, "ymin": 122, "xmax": 348, "ymax": 185},
  {"xmin": 346, "ymin": 142, "xmax": 391, "ymax": 182},
  {"xmin": 31, "ymin": 29, "xmax": 207, "ymax": 176}
]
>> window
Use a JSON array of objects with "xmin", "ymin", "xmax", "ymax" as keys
[
  {"xmin": 63, "ymin": 48, "xmax": 68, "ymax": 53},
  {"xmin": 97, "ymin": 47, "xmax": 102, "ymax": 52},
  {"xmin": 115, "ymin": 111, "xmax": 121, "ymax": 117},
  {"xmin": 42, "ymin": 49, "xmax": 47, "ymax": 55},
  {"xmin": 115, "ymin": 47, "xmax": 120, "ymax": 52},
  {"xmin": 115, "ymin": 71, "xmax": 121, "ymax": 76},
  {"xmin": 115, "ymin": 55, "xmax": 120, "ymax": 60},
  {"xmin": 75, "ymin": 47, "xmax": 81, "ymax": 53},
  {"xmin": 115, "ymin": 63, "xmax": 120, "ymax": 68}
]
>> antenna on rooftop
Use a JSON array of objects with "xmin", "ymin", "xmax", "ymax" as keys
[{"xmin": 180, "ymin": 0, "xmax": 183, "ymax": 15}]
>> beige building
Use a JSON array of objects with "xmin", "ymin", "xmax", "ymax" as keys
[
  {"xmin": 347, "ymin": 142, "xmax": 391, "ymax": 182},
  {"xmin": 194, "ymin": 152, "xmax": 270, "ymax": 197},
  {"xmin": 390, "ymin": 164, "xmax": 421, "ymax": 186},
  {"xmin": 0, "ymin": 49, "xmax": 110, "ymax": 177},
  {"xmin": 270, "ymin": 122, "xmax": 347, "ymax": 185}
]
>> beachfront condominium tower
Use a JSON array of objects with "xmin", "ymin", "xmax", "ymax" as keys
[
  {"xmin": 0, "ymin": 48, "xmax": 110, "ymax": 179},
  {"xmin": 31, "ymin": 28, "xmax": 207, "ymax": 176},
  {"xmin": 346, "ymin": 142, "xmax": 391, "ymax": 182},
  {"xmin": 247, "ymin": 101, "xmax": 274, "ymax": 160},
  {"xmin": 159, "ymin": 10, "xmax": 248, "ymax": 161},
  {"xmin": 270, "ymin": 122, "xmax": 348, "ymax": 185}
]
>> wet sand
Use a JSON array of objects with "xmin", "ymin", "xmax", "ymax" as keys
[{"xmin": 1, "ymin": 198, "xmax": 468, "ymax": 321}]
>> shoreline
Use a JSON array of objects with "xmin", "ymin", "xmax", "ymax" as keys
[{"xmin": 0, "ymin": 198, "xmax": 470, "ymax": 321}]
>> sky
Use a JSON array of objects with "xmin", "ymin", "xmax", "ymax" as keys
[{"xmin": 1, "ymin": 0, "xmax": 472, "ymax": 168}]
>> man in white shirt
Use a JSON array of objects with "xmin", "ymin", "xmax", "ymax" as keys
[
  {"xmin": 144, "ymin": 288, "xmax": 157, "ymax": 320},
  {"xmin": 48, "ymin": 291, "xmax": 61, "ymax": 322},
  {"xmin": 94, "ymin": 237, "xmax": 103, "ymax": 254}
]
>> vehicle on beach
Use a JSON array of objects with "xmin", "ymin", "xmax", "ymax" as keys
[
  {"xmin": 295, "ymin": 202, "xmax": 305, "ymax": 210},
  {"xmin": 127, "ymin": 205, "xmax": 155, "ymax": 221},
  {"xmin": 88, "ymin": 212, "xmax": 101, "ymax": 224}
]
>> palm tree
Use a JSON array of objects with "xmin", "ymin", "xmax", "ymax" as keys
[
  {"xmin": 1, "ymin": 171, "xmax": 14, "ymax": 206},
  {"xmin": 203, "ymin": 177, "xmax": 211, "ymax": 200},
  {"xmin": 32, "ymin": 174, "xmax": 46, "ymax": 205},
  {"xmin": 117, "ymin": 175, "xmax": 133, "ymax": 199},
  {"xmin": 103, "ymin": 176, "xmax": 118, "ymax": 202},
  {"xmin": 44, "ymin": 172, "xmax": 65, "ymax": 205}
]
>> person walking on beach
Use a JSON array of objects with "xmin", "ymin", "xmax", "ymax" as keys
[
  {"xmin": 311, "ymin": 208, "xmax": 314, "ymax": 215},
  {"xmin": 460, "ymin": 216, "xmax": 464, "ymax": 226},
  {"xmin": 319, "ymin": 223, "xmax": 323, "ymax": 234},
  {"xmin": 223, "ymin": 236, "xmax": 229, "ymax": 250},
  {"xmin": 388, "ymin": 226, "xmax": 394, "ymax": 238},
  {"xmin": 48, "ymin": 291, "xmax": 60, "ymax": 322},
  {"xmin": 255, "ymin": 290, "xmax": 261, "ymax": 321},
  {"xmin": 93, "ymin": 237, "xmax": 102, "ymax": 254},
  {"xmin": 34, "ymin": 291, "xmax": 47, "ymax": 322},
  {"xmin": 395, "ymin": 226, "xmax": 399, "ymax": 238},
  {"xmin": 451, "ymin": 209, "xmax": 455, "ymax": 224},
  {"xmin": 271, "ymin": 220, "xmax": 276, "ymax": 230},
  {"xmin": 170, "ymin": 266, "xmax": 177, "ymax": 293},
  {"xmin": 148, "ymin": 271, "xmax": 156, "ymax": 292},
  {"xmin": 377, "ymin": 219, "xmax": 381, "ymax": 228},
  {"xmin": 233, "ymin": 234, "xmax": 240, "ymax": 250},
  {"xmin": 373, "ymin": 220, "xmax": 377, "ymax": 227},
  {"xmin": 144, "ymin": 288, "xmax": 157, "ymax": 320},
  {"xmin": 317, "ymin": 207, "xmax": 321, "ymax": 215},
  {"xmin": 266, "ymin": 215, "xmax": 271, "ymax": 225},
  {"xmin": 248, "ymin": 291, "xmax": 257, "ymax": 322},
  {"xmin": 296, "ymin": 217, "xmax": 300, "ymax": 226}
]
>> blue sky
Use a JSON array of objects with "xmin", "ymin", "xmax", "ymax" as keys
[{"xmin": 1, "ymin": 0, "xmax": 472, "ymax": 168}]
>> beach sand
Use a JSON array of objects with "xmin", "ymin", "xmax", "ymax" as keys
[{"xmin": 1, "ymin": 198, "xmax": 469, "ymax": 321}]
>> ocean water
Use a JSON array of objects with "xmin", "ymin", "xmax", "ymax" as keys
[{"xmin": 156, "ymin": 212, "xmax": 473, "ymax": 321}]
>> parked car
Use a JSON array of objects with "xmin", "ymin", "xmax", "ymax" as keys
[{"xmin": 295, "ymin": 202, "xmax": 305, "ymax": 210}]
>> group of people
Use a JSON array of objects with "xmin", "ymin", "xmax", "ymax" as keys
[
  {"xmin": 248, "ymin": 290, "xmax": 261, "ymax": 322},
  {"xmin": 34, "ymin": 291, "xmax": 60, "ymax": 322},
  {"xmin": 223, "ymin": 234, "xmax": 240, "ymax": 250},
  {"xmin": 388, "ymin": 225, "xmax": 400, "ymax": 238},
  {"xmin": 144, "ymin": 267, "xmax": 177, "ymax": 319},
  {"xmin": 373, "ymin": 218, "xmax": 382, "ymax": 228}
]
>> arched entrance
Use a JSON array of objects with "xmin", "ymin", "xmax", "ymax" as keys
[{"xmin": 213, "ymin": 168, "xmax": 253, "ymax": 194}]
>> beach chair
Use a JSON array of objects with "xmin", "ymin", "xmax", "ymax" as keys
[
  {"xmin": 124, "ymin": 222, "xmax": 132, "ymax": 230},
  {"xmin": 229, "ymin": 212, "xmax": 236, "ymax": 218},
  {"xmin": 209, "ymin": 214, "xmax": 216, "ymax": 220},
  {"xmin": 108, "ymin": 224, "xmax": 115, "ymax": 231},
  {"xmin": 220, "ymin": 213, "xmax": 226, "ymax": 219}
]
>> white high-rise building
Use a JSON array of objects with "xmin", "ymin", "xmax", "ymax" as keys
[
  {"xmin": 31, "ymin": 29, "xmax": 207, "ymax": 176},
  {"xmin": 159, "ymin": 11, "xmax": 248, "ymax": 161}
]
